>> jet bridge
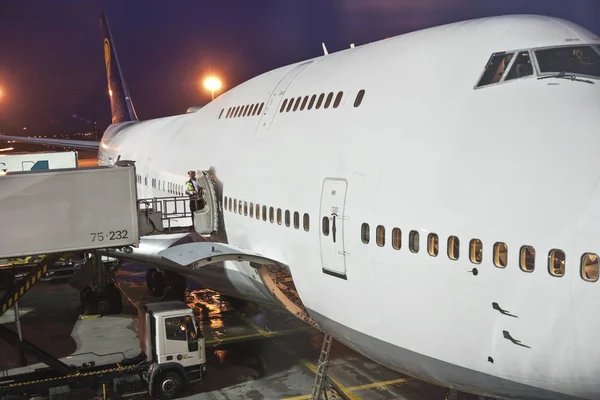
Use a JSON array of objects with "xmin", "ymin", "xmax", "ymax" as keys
[{"xmin": 0, "ymin": 164, "xmax": 140, "ymax": 318}]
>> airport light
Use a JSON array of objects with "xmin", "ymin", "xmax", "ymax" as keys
[{"xmin": 203, "ymin": 76, "xmax": 222, "ymax": 100}]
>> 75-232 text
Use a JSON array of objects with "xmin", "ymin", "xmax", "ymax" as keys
[{"xmin": 90, "ymin": 230, "xmax": 129, "ymax": 242}]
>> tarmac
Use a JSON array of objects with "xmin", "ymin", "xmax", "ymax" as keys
[{"xmin": 0, "ymin": 262, "xmax": 489, "ymax": 400}]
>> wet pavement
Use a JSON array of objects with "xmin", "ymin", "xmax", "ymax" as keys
[{"xmin": 1, "ymin": 262, "xmax": 490, "ymax": 399}]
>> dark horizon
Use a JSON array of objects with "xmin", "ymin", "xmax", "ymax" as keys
[{"xmin": 0, "ymin": 0, "xmax": 598, "ymax": 135}]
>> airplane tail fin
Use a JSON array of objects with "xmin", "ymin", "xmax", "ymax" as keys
[{"xmin": 101, "ymin": 12, "xmax": 139, "ymax": 124}]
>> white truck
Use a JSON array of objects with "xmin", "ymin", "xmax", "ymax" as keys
[
  {"xmin": 0, "ymin": 151, "xmax": 78, "ymax": 173},
  {"xmin": 0, "ymin": 300, "xmax": 207, "ymax": 399}
]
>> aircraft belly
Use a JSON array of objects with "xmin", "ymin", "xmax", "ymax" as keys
[{"xmin": 307, "ymin": 308, "xmax": 589, "ymax": 400}]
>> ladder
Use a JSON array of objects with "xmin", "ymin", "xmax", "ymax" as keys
[{"xmin": 311, "ymin": 334, "xmax": 333, "ymax": 400}]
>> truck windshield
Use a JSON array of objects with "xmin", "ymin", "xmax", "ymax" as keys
[{"xmin": 534, "ymin": 45, "xmax": 600, "ymax": 78}]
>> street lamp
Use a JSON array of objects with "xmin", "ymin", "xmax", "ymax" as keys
[{"xmin": 203, "ymin": 76, "xmax": 222, "ymax": 100}]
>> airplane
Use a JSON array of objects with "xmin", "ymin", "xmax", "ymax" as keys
[{"xmin": 2, "ymin": 12, "xmax": 600, "ymax": 400}]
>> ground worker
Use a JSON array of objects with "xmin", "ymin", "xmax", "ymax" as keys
[{"xmin": 185, "ymin": 170, "xmax": 205, "ymax": 225}]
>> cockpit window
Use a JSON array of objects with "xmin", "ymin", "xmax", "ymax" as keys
[
  {"xmin": 476, "ymin": 52, "xmax": 514, "ymax": 87},
  {"xmin": 505, "ymin": 51, "xmax": 533, "ymax": 81},
  {"xmin": 535, "ymin": 46, "xmax": 600, "ymax": 78}
]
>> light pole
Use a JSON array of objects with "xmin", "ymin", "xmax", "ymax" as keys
[{"xmin": 203, "ymin": 76, "xmax": 222, "ymax": 101}]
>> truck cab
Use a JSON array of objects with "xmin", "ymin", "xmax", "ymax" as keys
[{"xmin": 138, "ymin": 301, "xmax": 206, "ymax": 399}]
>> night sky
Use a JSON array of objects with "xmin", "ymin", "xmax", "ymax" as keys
[{"xmin": 0, "ymin": 0, "xmax": 598, "ymax": 135}]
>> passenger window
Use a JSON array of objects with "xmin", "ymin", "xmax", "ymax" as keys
[
  {"xmin": 249, "ymin": 104, "xmax": 255, "ymax": 116},
  {"xmin": 303, "ymin": 214, "xmax": 310, "ymax": 231},
  {"xmin": 277, "ymin": 208, "xmax": 282, "ymax": 225},
  {"xmin": 469, "ymin": 239, "xmax": 483, "ymax": 264},
  {"xmin": 324, "ymin": 92, "xmax": 334, "ymax": 109},
  {"xmin": 493, "ymin": 242, "xmax": 508, "ymax": 268},
  {"xmin": 286, "ymin": 99, "xmax": 293, "ymax": 112},
  {"xmin": 257, "ymin": 103, "xmax": 264, "ymax": 115},
  {"xmin": 269, "ymin": 207, "xmax": 274, "ymax": 223},
  {"xmin": 333, "ymin": 91, "xmax": 343, "ymax": 108},
  {"xmin": 242, "ymin": 105, "xmax": 249, "ymax": 117},
  {"xmin": 294, "ymin": 212, "xmax": 300, "ymax": 229},
  {"xmin": 308, "ymin": 95, "xmax": 317, "ymax": 110},
  {"xmin": 520, "ymin": 246, "xmax": 535, "ymax": 272},
  {"xmin": 391, "ymin": 228, "xmax": 401, "ymax": 250},
  {"xmin": 548, "ymin": 249, "xmax": 565, "ymax": 277},
  {"xmin": 238, "ymin": 202, "xmax": 243, "ymax": 215},
  {"xmin": 235, "ymin": 106, "xmax": 241, "ymax": 118},
  {"xmin": 262, "ymin": 205, "xmax": 267, "ymax": 221},
  {"xmin": 428, "ymin": 234, "xmax": 439, "ymax": 257},
  {"xmin": 476, "ymin": 52, "xmax": 514, "ymax": 87},
  {"xmin": 244, "ymin": 201, "xmax": 248, "ymax": 216},
  {"xmin": 322, "ymin": 217, "xmax": 330, "ymax": 236},
  {"xmin": 228, "ymin": 198, "xmax": 232, "ymax": 211},
  {"xmin": 354, "ymin": 90, "xmax": 365, "ymax": 107},
  {"xmin": 316, "ymin": 93, "xmax": 325, "ymax": 109},
  {"xmin": 285, "ymin": 210, "xmax": 290, "ymax": 227},
  {"xmin": 448, "ymin": 236, "xmax": 460, "ymax": 260},
  {"xmin": 280, "ymin": 99, "xmax": 288, "ymax": 113},
  {"xmin": 409, "ymin": 231, "xmax": 419, "ymax": 253},
  {"xmin": 226, "ymin": 108, "xmax": 232, "ymax": 118},
  {"xmin": 256, "ymin": 204, "xmax": 260, "ymax": 220},
  {"xmin": 581, "ymin": 253, "xmax": 599, "ymax": 282},
  {"xmin": 376, "ymin": 225, "xmax": 385, "ymax": 247},
  {"xmin": 218, "ymin": 109, "xmax": 224, "ymax": 119},
  {"xmin": 300, "ymin": 96, "xmax": 309, "ymax": 110},
  {"xmin": 249, "ymin": 202, "xmax": 254, "ymax": 218},
  {"xmin": 234, "ymin": 200, "xmax": 238, "ymax": 213},
  {"xmin": 293, "ymin": 97, "xmax": 302, "ymax": 111},
  {"xmin": 361, "ymin": 223, "xmax": 370, "ymax": 244}
]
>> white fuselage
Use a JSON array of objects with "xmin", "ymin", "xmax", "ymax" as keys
[{"xmin": 98, "ymin": 15, "xmax": 600, "ymax": 400}]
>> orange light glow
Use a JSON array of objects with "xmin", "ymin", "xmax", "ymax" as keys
[
  {"xmin": 203, "ymin": 76, "xmax": 222, "ymax": 91},
  {"xmin": 202, "ymin": 76, "xmax": 222, "ymax": 100}
]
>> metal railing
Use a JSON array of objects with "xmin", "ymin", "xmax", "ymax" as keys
[{"xmin": 138, "ymin": 195, "xmax": 193, "ymax": 232}]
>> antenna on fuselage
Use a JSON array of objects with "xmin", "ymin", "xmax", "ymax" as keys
[{"xmin": 322, "ymin": 42, "xmax": 329, "ymax": 55}]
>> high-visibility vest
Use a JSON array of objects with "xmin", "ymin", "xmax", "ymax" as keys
[{"xmin": 186, "ymin": 180, "xmax": 203, "ymax": 197}]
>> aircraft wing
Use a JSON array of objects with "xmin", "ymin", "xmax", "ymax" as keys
[
  {"xmin": 104, "ymin": 235, "xmax": 286, "ymax": 271},
  {"xmin": 0, "ymin": 135, "xmax": 100, "ymax": 151},
  {"xmin": 158, "ymin": 242, "xmax": 284, "ymax": 268}
]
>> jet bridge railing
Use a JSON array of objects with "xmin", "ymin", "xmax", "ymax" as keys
[{"xmin": 138, "ymin": 195, "xmax": 193, "ymax": 234}]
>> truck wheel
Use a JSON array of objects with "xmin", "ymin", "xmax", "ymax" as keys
[
  {"xmin": 154, "ymin": 371, "xmax": 184, "ymax": 400},
  {"xmin": 82, "ymin": 289, "xmax": 98, "ymax": 316},
  {"xmin": 109, "ymin": 283, "xmax": 123, "ymax": 314},
  {"xmin": 147, "ymin": 269, "xmax": 164, "ymax": 297},
  {"xmin": 163, "ymin": 272, "xmax": 186, "ymax": 300}
]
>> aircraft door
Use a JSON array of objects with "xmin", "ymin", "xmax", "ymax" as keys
[
  {"xmin": 254, "ymin": 61, "xmax": 313, "ymax": 138},
  {"xmin": 192, "ymin": 171, "xmax": 219, "ymax": 236},
  {"xmin": 319, "ymin": 178, "xmax": 348, "ymax": 280}
]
